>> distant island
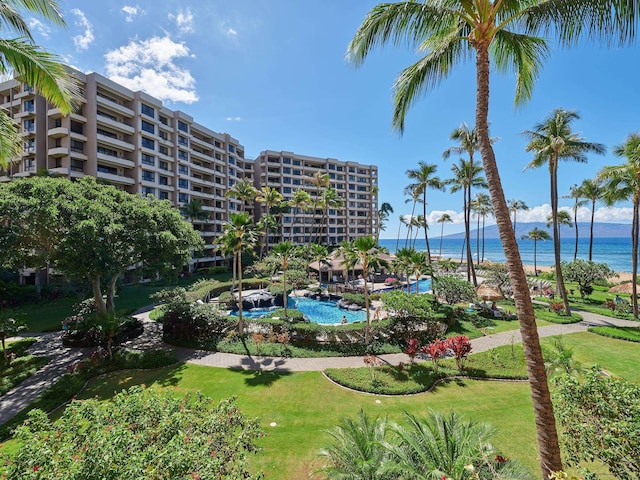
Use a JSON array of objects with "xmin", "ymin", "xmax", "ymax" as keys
[{"xmin": 443, "ymin": 222, "xmax": 632, "ymax": 240}]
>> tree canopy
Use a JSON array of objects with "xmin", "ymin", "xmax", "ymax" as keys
[{"xmin": 0, "ymin": 177, "xmax": 204, "ymax": 313}]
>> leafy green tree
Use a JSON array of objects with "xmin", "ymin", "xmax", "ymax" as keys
[
  {"xmin": 318, "ymin": 409, "xmax": 392, "ymax": 480},
  {"xmin": 436, "ymin": 213, "xmax": 453, "ymax": 257},
  {"xmin": 525, "ymin": 109, "xmax": 605, "ymax": 316},
  {"xmin": 561, "ymin": 259, "xmax": 616, "ymax": 300},
  {"xmin": 348, "ymin": 2, "xmax": 637, "ymax": 474},
  {"xmin": 0, "ymin": 314, "xmax": 26, "ymax": 362},
  {"xmin": 553, "ymin": 368, "xmax": 640, "ymax": 480},
  {"xmin": 218, "ymin": 212, "xmax": 257, "ymax": 335},
  {"xmin": 432, "ymin": 275, "xmax": 475, "ymax": 306},
  {"xmin": 507, "ymin": 199, "xmax": 529, "ymax": 236},
  {"xmin": 521, "ymin": 228, "xmax": 551, "ymax": 276},
  {"xmin": 0, "ymin": 0, "xmax": 81, "ymax": 166},
  {"xmin": 307, "ymin": 171, "xmax": 330, "ymax": 247},
  {"xmin": 0, "ymin": 177, "xmax": 203, "ymax": 314},
  {"xmin": 599, "ymin": 133, "xmax": 640, "ymax": 319},
  {"xmin": 577, "ymin": 178, "xmax": 606, "ymax": 261},
  {"xmin": 271, "ymin": 241, "xmax": 296, "ymax": 320},
  {"xmin": 0, "ymin": 386, "xmax": 263, "ymax": 479}
]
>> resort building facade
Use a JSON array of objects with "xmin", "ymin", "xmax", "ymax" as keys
[{"xmin": 0, "ymin": 69, "xmax": 378, "ymax": 266}]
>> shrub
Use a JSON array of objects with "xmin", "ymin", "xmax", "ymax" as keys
[
  {"xmin": 404, "ymin": 338, "xmax": 420, "ymax": 363},
  {"xmin": 432, "ymin": 275, "xmax": 476, "ymax": 305},
  {"xmin": 421, "ymin": 339, "xmax": 448, "ymax": 373},
  {"xmin": 217, "ymin": 291, "xmax": 236, "ymax": 308},
  {"xmin": 342, "ymin": 292, "xmax": 366, "ymax": 307},
  {"xmin": 549, "ymin": 302, "xmax": 565, "ymax": 315},
  {"xmin": 447, "ymin": 335, "xmax": 472, "ymax": 371},
  {"xmin": 269, "ymin": 308, "xmax": 305, "ymax": 322}
]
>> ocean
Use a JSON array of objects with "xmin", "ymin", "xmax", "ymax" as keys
[{"xmin": 379, "ymin": 236, "xmax": 637, "ymax": 273}]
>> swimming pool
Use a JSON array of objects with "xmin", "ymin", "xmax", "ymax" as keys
[
  {"xmin": 231, "ymin": 296, "xmax": 368, "ymax": 324},
  {"xmin": 376, "ymin": 278, "xmax": 432, "ymax": 294}
]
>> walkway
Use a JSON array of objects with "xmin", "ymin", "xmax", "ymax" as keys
[{"xmin": 0, "ymin": 307, "xmax": 636, "ymax": 427}]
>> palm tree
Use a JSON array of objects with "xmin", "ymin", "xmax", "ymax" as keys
[
  {"xmin": 180, "ymin": 198, "xmax": 208, "ymax": 222},
  {"xmin": 394, "ymin": 214, "xmax": 408, "ymax": 253},
  {"xmin": 309, "ymin": 243, "xmax": 330, "ymax": 281},
  {"xmin": 599, "ymin": 133, "xmax": 640, "ymax": 319},
  {"xmin": 353, "ymin": 236, "xmax": 387, "ymax": 344},
  {"xmin": 339, "ymin": 239, "xmax": 359, "ymax": 284},
  {"xmin": 348, "ymin": 2, "xmax": 637, "ymax": 473},
  {"xmin": 307, "ymin": 171, "xmax": 330, "ymax": 246},
  {"xmin": 377, "ymin": 202, "xmax": 394, "ymax": 244},
  {"xmin": 225, "ymin": 180, "xmax": 257, "ymax": 213},
  {"xmin": 405, "ymin": 162, "xmax": 444, "ymax": 264},
  {"xmin": 409, "ymin": 250, "xmax": 429, "ymax": 294},
  {"xmin": 287, "ymin": 189, "xmax": 311, "ymax": 244},
  {"xmin": 411, "ymin": 214, "xmax": 425, "ymax": 249},
  {"xmin": 219, "ymin": 212, "xmax": 257, "ymax": 335},
  {"xmin": 578, "ymin": 178, "xmax": 605, "ymax": 261},
  {"xmin": 402, "ymin": 185, "xmax": 421, "ymax": 248},
  {"xmin": 472, "ymin": 193, "xmax": 492, "ymax": 264},
  {"xmin": 271, "ymin": 241, "xmax": 296, "ymax": 320},
  {"xmin": 524, "ymin": 109, "xmax": 605, "ymax": 317},
  {"xmin": 436, "ymin": 213, "xmax": 453, "ymax": 258},
  {"xmin": 318, "ymin": 186, "xmax": 344, "ymax": 245},
  {"xmin": 0, "ymin": 1, "xmax": 81, "ymax": 166},
  {"xmin": 564, "ymin": 184, "xmax": 587, "ymax": 260},
  {"xmin": 522, "ymin": 228, "xmax": 551, "ymax": 276},
  {"xmin": 447, "ymin": 159, "xmax": 487, "ymax": 286},
  {"xmin": 543, "ymin": 337, "xmax": 583, "ymax": 377},
  {"xmin": 255, "ymin": 186, "xmax": 284, "ymax": 257},
  {"xmin": 507, "ymin": 199, "xmax": 530, "ymax": 237},
  {"xmin": 318, "ymin": 409, "xmax": 391, "ymax": 480}
]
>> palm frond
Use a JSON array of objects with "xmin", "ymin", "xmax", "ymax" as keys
[{"xmin": 0, "ymin": 109, "xmax": 22, "ymax": 168}]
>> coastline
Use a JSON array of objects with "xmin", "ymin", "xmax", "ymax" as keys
[{"xmin": 522, "ymin": 264, "xmax": 633, "ymax": 283}]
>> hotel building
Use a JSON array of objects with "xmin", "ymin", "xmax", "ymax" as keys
[{"xmin": 0, "ymin": 69, "xmax": 377, "ymax": 266}]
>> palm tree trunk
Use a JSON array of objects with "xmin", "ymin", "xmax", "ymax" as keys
[
  {"xmin": 534, "ymin": 239, "xmax": 538, "ymax": 276},
  {"xmin": 513, "ymin": 211, "xmax": 517, "ymax": 235},
  {"xmin": 481, "ymin": 215, "xmax": 486, "ymax": 263},
  {"xmin": 282, "ymin": 261, "xmax": 288, "ymax": 320},
  {"xmin": 363, "ymin": 261, "xmax": 371, "ymax": 344},
  {"xmin": 551, "ymin": 161, "xmax": 571, "ymax": 315},
  {"xmin": 632, "ymin": 194, "xmax": 639, "ymax": 319},
  {"xmin": 422, "ymin": 193, "xmax": 432, "ymax": 265},
  {"xmin": 406, "ymin": 201, "xmax": 417, "ymax": 248},
  {"xmin": 439, "ymin": 222, "xmax": 444, "ymax": 257},
  {"xmin": 573, "ymin": 201, "xmax": 579, "ymax": 261},
  {"xmin": 589, "ymin": 200, "xmax": 595, "ymax": 261},
  {"xmin": 237, "ymin": 251, "xmax": 244, "ymax": 335},
  {"xmin": 475, "ymin": 43, "xmax": 562, "ymax": 477},
  {"xmin": 395, "ymin": 220, "xmax": 402, "ymax": 252},
  {"xmin": 476, "ymin": 212, "xmax": 481, "ymax": 267}
]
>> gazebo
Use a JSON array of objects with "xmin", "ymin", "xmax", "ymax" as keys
[{"xmin": 308, "ymin": 251, "xmax": 395, "ymax": 283}]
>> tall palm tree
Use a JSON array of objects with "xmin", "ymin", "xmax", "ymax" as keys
[
  {"xmin": 347, "ymin": 2, "xmax": 637, "ymax": 474},
  {"xmin": 353, "ymin": 236, "xmax": 387, "ymax": 344},
  {"xmin": 578, "ymin": 178, "xmax": 605, "ymax": 261},
  {"xmin": 507, "ymin": 199, "xmax": 530, "ymax": 237},
  {"xmin": 307, "ymin": 171, "xmax": 330, "ymax": 246},
  {"xmin": 402, "ymin": 185, "xmax": 421, "ymax": 248},
  {"xmin": 225, "ymin": 180, "xmax": 257, "ymax": 213},
  {"xmin": 271, "ymin": 241, "xmax": 296, "ymax": 320},
  {"xmin": 219, "ymin": 212, "xmax": 257, "ymax": 335},
  {"xmin": 395, "ymin": 214, "xmax": 408, "ymax": 252},
  {"xmin": 522, "ymin": 228, "xmax": 551, "ymax": 276},
  {"xmin": 180, "ymin": 198, "xmax": 208, "ymax": 222},
  {"xmin": 436, "ymin": 213, "xmax": 453, "ymax": 258},
  {"xmin": 447, "ymin": 159, "xmax": 487, "ymax": 286},
  {"xmin": 393, "ymin": 247, "xmax": 414, "ymax": 285},
  {"xmin": 524, "ymin": 109, "xmax": 605, "ymax": 316},
  {"xmin": 377, "ymin": 202, "xmax": 394, "ymax": 244},
  {"xmin": 411, "ymin": 214, "xmax": 425, "ymax": 249},
  {"xmin": 0, "ymin": 0, "xmax": 81, "ymax": 166},
  {"xmin": 318, "ymin": 186, "xmax": 344, "ymax": 245},
  {"xmin": 405, "ymin": 162, "xmax": 444, "ymax": 264},
  {"xmin": 563, "ymin": 184, "xmax": 587, "ymax": 260},
  {"xmin": 287, "ymin": 189, "xmax": 311, "ymax": 244},
  {"xmin": 409, "ymin": 250, "xmax": 429, "ymax": 294},
  {"xmin": 599, "ymin": 133, "xmax": 640, "ymax": 319},
  {"xmin": 472, "ymin": 193, "xmax": 492, "ymax": 265},
  {"xmin": 255, "ymin": 186, "xmax": 284, "ymax": 257},
  {"xmin": 339, "ymin": 239, "xmax": 359, "ymax": 284},
  {"xmin": 309, "ymin": 243, "xmax": 330, "ymax": 281}
]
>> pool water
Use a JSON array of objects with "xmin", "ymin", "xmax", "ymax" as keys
[
  {"xmin": 231, "ymin": 296, "xmax": 367, "ymax": 325},
  {"xmin": 376, "ymin": 278, "xmax": 432, "ymax": 294}
]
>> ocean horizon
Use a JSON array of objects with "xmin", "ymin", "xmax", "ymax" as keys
[{"xmin": 379, "ymin": 236, "xmax": 637, "ymax": 273}]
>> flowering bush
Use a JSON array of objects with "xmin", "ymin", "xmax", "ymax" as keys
[
  {"xmin": 447, "ymin": 335, "xmax": 472, "ymax": 371},
  {"xmin": 549, "ymin": 302, "xmax": 565, "ymax": 315},
  {"xmin": 405, "ymin": 338, "xmax": 420, "ymax": 363},
  {"xmin": 421, "ymin": 339, "xmax": 448, "ymax": 373}
]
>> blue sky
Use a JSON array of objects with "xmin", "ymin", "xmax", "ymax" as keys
[{"xmin": 28, "ymin": 1, "xmax": 640, "ymax": 237}]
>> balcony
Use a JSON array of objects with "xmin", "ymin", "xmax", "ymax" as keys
[
  {"xmin": 96, "ymin": 133, "xmax": 135, "ymax": 151},
  {"xmin": 48, "ymin": 146, "xmax": 68, "ymax": 158},
  {"xmin": 96, "ymin": 115, "xmax": 135, "ymax": 135},
  {"xmin": 96, "ymin": 95, "xmax": 134, "ymax": 117},
  {"xmin": 48, "ymin": 126, "xmax": 69, "ymax": 138},
  {"xmin": 96, "ymin": 152, "xmax": 134, "ymax": 168},
  {"xmin": 96, "ymin": 170, "xmax": 135, "ymax": 185}
]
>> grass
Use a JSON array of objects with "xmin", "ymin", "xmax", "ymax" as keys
[
  {"xmin": 0, "ymin": 338, "xmax": 48, "ymax": 397},
  {"xmin": 588, "ymin": 326, "xmax": 640, "ymax": 342}
]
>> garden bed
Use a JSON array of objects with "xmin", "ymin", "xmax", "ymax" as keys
[{"xmin": 588, "ymin": 326, "xmax": 640, "ymax": 342}]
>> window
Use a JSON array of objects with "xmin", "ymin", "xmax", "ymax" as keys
[
  {"xmin": 159, "ymin": 145, "xmax": 169, "ymax": 155},
  {"xmin": 228, "ymin": 144, "xmax": 235, "ymax": 153},
  {"xmin": 178, "ymin": 150, "xmax": 188, "ymax": 161},
  {"xmin": 178, "ymin": 179, "xmax": 189, "ymax": 189},
  {"xmin": 214, "ymin": 140, "xmax": 221, "ymax": 148},
  {"xmin": 141, "ymin": 153, "xmax": 155, "ymax": 166},
  {"xmin": 70, "ymin": 140, "xmax": 84, "ymax": 153},
  {"xmin": 142, "ymin": 187, "xmax": 155, "ymax": 196},
  {"xmin": 159, "ymin": 176, "xmax": 168, "ymax": 186},
  {"xmin": 159, "ymin": 116, "xmax": 168, "ymax": 125},
  {"xmin": 178, "ymin": 135, "xmax": 188, "ymax": 147},
  {"xmin": 97, "ymin": 165, "xmax": 117, "ymax": 175},
  {"xmin": 97, "ymin": 128, "xmax": 117, "ymax": 139},
  {"xmin": 293, "ymin": 159, "xmax": 301, "ymax": 166},
  {"xmin": 283, "ymin": 187, "xmax": 292, "ymax": 194},
  {"xmin": 177, "ymin": 120, "xmax": 189, "ymax": 133},
  {"xmin": 229, "ymin": 168, "xmax": 235, "ymax": 176},
  {"xmin": 23, "ymin": 100, "xmax": 34, "ymax": 112},
  {"xmin": 283, "ymin": 167, "xmax": 291, "ymax": 174},
  {"xmin": 141, "ymin": 137, "xmax": 154, "ymax": 150},
  {"xmin": 70, "ymin": 159, "xmax": 84, "ymax": 172},
  {"xmin": 23, "ymin": 119, "xmax": 34, "ymax": 132},
  {"xmin": 97, "ymin": 110, "xmax": 117, "ymax": 121},
  {"xmin": 228, "ymin": 156, "xmax": 235, "ymax": 165},
  {"xmin": 178, "ymin": 165, "xmax": 189, "ymax": 175},
  {"xmin": 159, "ymin": 191, "xmax": 169, "ymax": 200},
  {"xmin": 283, "ymin": 157, "xmax": 291, "ymax": 164},
  {"xmin": 141, "ymin": 104, "xmax": 155, "ymax": 118},
  {"xmin": 142, "ymin": 171, "xmax": 155, "ymax": 182},
  {"xmin": 328, "ymin": 164, "xmax": 335, "ymax": 170},
  {"xmin": 159, "ymin": 131, "xmax": 168, "ymax": 140},
  {"xmin": 141, "ymin": 120, "xmax": 155, "ymax": 134},
  {"xmin": 178, "ymin": 193, "xmax": 189, "ymax": 203},
  {"xmin": 282, "ymin": 177, "xmax": 291, "ymax": 184},
  {"xmin": 97, "ymin": 146, "xmax": 118, "ymax": 157},
  {"xmin": 159, "ymin": 161, "xmax": 169, "ymax": 171},
  {"xmin": 293, "ymin": 169, "xmax": 301, "ymax": 176}
]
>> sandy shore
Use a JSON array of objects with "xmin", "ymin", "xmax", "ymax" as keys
[{"xmin": 522, "ymin": 264, "xmax": 633, "ymax": 283}]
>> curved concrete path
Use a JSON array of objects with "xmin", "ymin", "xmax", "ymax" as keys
[{"xmin": 0, "ymin": 307, "xmax": 637, "ymax": 427}]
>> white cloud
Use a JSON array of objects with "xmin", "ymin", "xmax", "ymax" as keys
[
  {"xmin": 169, "ymin": 9, "xmax": 194, "ymax": 34},
  {"xmin": 219, "ymin": 21, "xmax": 237, "ymax": 39},
  {"xmin": 104, "ymin": 36, "xmax": 198, "ymax": 104},
  {"xmin": 225, "ymin": 116, "xmax": 241, "ymax": 122},
  {"xmin": 121, "ymin": 6, "xmax": 142, "ymax": 22},
  {"xmin": 71, "ymin": 9, "xmax": 94, "ymax": 50},
  {"xmin": 28, "ymin": 18, "xmax": 50, "ymax": 38},
  {"xmin": 593, "ymin": 206, "xmax": 634, "ymax": 223},
  {"xmin": 427, "ymin": 210, "xmax": 465, "ymax": 225}
]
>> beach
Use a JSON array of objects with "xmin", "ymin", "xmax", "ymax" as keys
[{"xmin": 522, "ymin": 264, "xmax": 633, "ymax": 282}]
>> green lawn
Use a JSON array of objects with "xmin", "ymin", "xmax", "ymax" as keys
[{"xmin": 0, "ymin": 338, "xmax": 48, "ymax": 397}]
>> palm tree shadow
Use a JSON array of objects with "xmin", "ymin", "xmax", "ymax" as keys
[{"xmin": 234, "ymin": 360, "xmax": 292, "ymax": 387}]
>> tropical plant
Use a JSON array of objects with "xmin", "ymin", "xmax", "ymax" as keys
[
  {"xmin": 271, "ymin": 241, "xmax": 297, "ymax": 320},
  {"xmin": 599, "ymin": 133, "xmax": 640, "ymax": 319},
  {"xmin": 542, "ymin": 337, "xmax": 583, "ymax": 377},
  {"xmin": 447, "ymin": 159, "xmax": 487, "ymax": 285},
  {"xmin": 409, "ymin": 250, "xmax": 430, "ymax": 294},
  {"xmin": 402, "ymin": 185, "xmax": 422, "ymax": 248},
  {"xmin": 318, "ymin": 186, "xmax": 344, "ymax": 245},
  {"xmin": 432, "ymin": 275, "xmax": 475, "ymax": 305},
  {"xmin": 525, "ymin": 109, "xmax": 605, "ymax": 316},
  {"xmin": 179, "ymin": 198, "xmax": 208, "ymax": 222},
  {"xmin": 471, "ymin": 192, "xmax": 492, "ymax": 264},
  {"xmin": 507, "ymin": 199, "xmax": 530, "ymax": 236},
  {"xmin": 563, "ymin": 184, "xmax": 587, "ymax": 260},
  {"xmin": 521, "ymin": 228, "xmax": 551, "ymax": 276},
  {"xmin": 561, "ymin": 259, "xmax": 616, "ymax": 300},
  {"xmin": 219, "ymin": 212, "xmax": 258, "ymax": 334},
  {"xmin": 377, "ymin": 202, "xmax": 394, "ymax": 244},
  {"xmin": 255, "ymin": 186, "xmax": 284, "ymax": 257},
  {"xmin": 348, "ymin": 2, "xmax": 637, "ymax": 475},
  {"xmin": 436, "ymin": 213, "xmax": 453, "ymax": 257},
  {"xmin": 405, "ymin": 162, "xmax": 444, "ymax": 263},
  {"xmin": 0, "ymin": 0, "xmax": 81, "ymax": 166},
  {"xmin": 577, "ymin": 178, "xmax": 605, "ymax": 261},
  {"xmin": 287, "ymin": 188, "xmax": 311, "ymax": 243},
  {"xmin": 354, "ymin": 236, "xmax": 388, "ymax": 344},
  {"xmin": 225, "ymin": 180, "xmax": 257, "ymax": 213},
  {"xmin": 307, "ymin": 171, "xmax": 330, "ymax": 246}
]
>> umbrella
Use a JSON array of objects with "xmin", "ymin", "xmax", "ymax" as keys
[
  {"xmin": 608, "ymin": 283, "xmax": 637, "ymax": 294},
  {"xmin": 476, "ymin": 284, "xmax": 504, "ymax": 301}
]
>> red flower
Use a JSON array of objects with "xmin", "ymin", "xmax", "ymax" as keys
[
  {"xmin": 33, "ymin": 466, "xmax": 41, "ymax": 472},
  {"xmin": 495, "ymin": 455, "xmax": 507, "ymax": 463}
]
